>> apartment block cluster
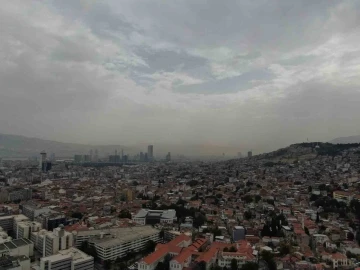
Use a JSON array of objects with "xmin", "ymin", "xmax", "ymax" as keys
[
  {"xmin": 0, "ymin": 143, "xmax": 360, "ymax": 269},
  {"xmin": 0, "ymin": 213, "xmax": 92, "ymax": 270}
]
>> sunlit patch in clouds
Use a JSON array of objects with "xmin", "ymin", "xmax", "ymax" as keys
[{"xmin": 1, "ymin": 0, "xmax": 360, "ymax": 153}]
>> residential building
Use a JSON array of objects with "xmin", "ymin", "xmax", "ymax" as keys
[
  {"xmin": 87, "ymin": 226, "xmax": 160, "ymax": 261},
  {"xmin": 7, "ymin": 188, "xmax": 32, "ymax": 202},
  {"xmin": 122, "ymin": 188, "xmax": 134, "ymax": 201},
  {"xmin": 0, "ymin": 215, "xmax": 15, "ymax": 233},
  {"xmin": 133, "ymin": 209, "xmax": 177, "ymax": 225},
  {"xmin": 333, "ymin": 191, "xmax": 353, "ymax": 203},
  {"xmin": 40, "ymin": 247, "xmax": 94, "ymax": 270},
  {"xmin": 0, "ymin": 255, "xmax": 30, "ymax": 270},
  {"xmin": 217, "ymin": 241, "xmax": 255, "ymax": 268},
  {"xmin": 0, "ymin": 238, "xmax": 34, "ymax": 258},
  {"xmin": 35, "ymin": 213, "xmax": 66, "ymax": 231},
  {"xmin": 31, "ymin": 225, "xmax": 73, "ymax": 256},
  {"xmin": 15, "ymin": 221, "xmax": 42, "ymax": 239},
  {"xmin": 233, "ymin": 226, "xmax": 245, "ymax": 241},
  {"xmin": 139, "ymin": 234, "xmax": 192, "ymax": 270},
  {"xmin": 21, "ymin": 203, "xmax": 52, "ymax": 221}
]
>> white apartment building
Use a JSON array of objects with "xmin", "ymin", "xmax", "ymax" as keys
[
  {"xmin": 13, "ymin": 215, "xmax": 30, "ymax": 234},
  {"xmin": 0, "ymin": 214, "xmax": 29, "ymax": 234},
  {"xmin": 0, "ymin": 215, "xmax": 15, "ymax": 232},
  {"xmin": 40, "ymin": 247, "xmax": 94, "ymax": 270},
  {"xmin": 31, "ymin": 225, "xmax": 73, "ymax": 256},
  {"xmin": 16, "ymin": 221, "xmax": 42, "ymax": 239},
  {"xmin": 86, "ymin": 226, "xmax": 160, "ymax": 261}
]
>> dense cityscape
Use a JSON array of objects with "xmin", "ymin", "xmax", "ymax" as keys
[
  {"xmin": 2, "ymin": 1, "xmax": 360, "ymax": 270},
  {"xmin": 0, "ymin": 142, "xmax": 359, "ymax": 270}
]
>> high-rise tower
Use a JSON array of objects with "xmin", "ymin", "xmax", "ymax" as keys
[
  {"xmin": 148, "ymin": 145, "xmax": 153, "ymax": 160},
  {"xmin": 40, "ymin": 151, "xmax": 47, "ymax": 171}
]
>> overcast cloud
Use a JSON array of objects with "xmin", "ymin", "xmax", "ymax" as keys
[{"xmin": 1, "ymin": 0, "xmax": 360, "ymax": 154}]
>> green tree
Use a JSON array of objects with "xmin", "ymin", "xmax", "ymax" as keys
[
  {"xmin": 229, "ymin": 246, "xmax": 237, "ymax": 252},
  {"xmin": 71, "ymin": 212, "xmax": 83, "ymax": 219},
  {"xmin": 279, "ymin": 243, "xmax": 290, "ymax": 256},
  {"xmin": 197, "ymin": 261, "xmax": 207, "ymax": 270},
  {"xmin": 261, "ymin": 251, "xmax": 276, "ymax": 270},
  {"xmin": 240, "ymin": 262, "xmax": 258, "ymax": 270},
  {"xmin": 159, "ymin": 230, "xmax": 165, "ymax": 239},
  {"xmin": 104, "ymin": 260, "xmax": 112, "ymax": 270},
  {"xmin": 254, "ymin": 195, "xmax": 262, "ymax": 203},
  {"xmin": 118, "ymin": 209, "xmax": 132, "ymax": 219},
  {"xmin": 347, "ymin": 232, "xmax": 355, "ymax": 241},
  {"xmin": 243, "ymin": 195, "xmax": 253, "ymax": 204},
  {"xmin": 146, "ymin": 240, "xmax": 157, "ymax": 252},
  {"xmin": 163, "ymin": 254, "xmax": 171, "ymax": 270},
  {"xmin": 231, "ymin": 259, "xmax": 238, "ymax": 270},
  {"xmin": 244, "ymin": 211, "xmax": 252, "ymax": 220},
  {"xmin": 155, "ymin": 262, "xmax": 165, "ymax": 270}
]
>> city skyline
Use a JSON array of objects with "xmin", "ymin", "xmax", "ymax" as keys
[{"xmin": 1, "ymin": 1, "xmax": 360, "ymax": 153}]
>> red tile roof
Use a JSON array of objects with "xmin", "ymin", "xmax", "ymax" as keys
[
  {"xmin": 168, "ymin": 234, "xmax": 191, "ymax": 247},
  {"xmin": 172, "ymin": 249, "xmax": 192, "ymax": 264},
  {"xmin": 195, "ymin": 246, "xmax": 218, "ymax": 263},
  {"xmin": 141, "ymin": 234, "xmax": 191, "ymax": 265},
  {"xmin": 142, "ymin": 247, "xmax": 168, "ymax": 265}
]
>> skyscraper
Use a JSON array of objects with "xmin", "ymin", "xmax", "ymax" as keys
[
  {"xmin": 148, "ymin": 145, "xmax": 153, "ymax": 160},
  {"xmin": 166, "ymin": 152, "xmax": 171, "ymax": 162},
  {"xmin": 247, "ymin": 151, "xmax": 252, "ymax": 158},
  {"xmin": 40, "ymin": 151, "xmax": 47, "ymax": 171}
]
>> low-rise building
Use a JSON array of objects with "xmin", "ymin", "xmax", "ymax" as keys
[
  {"xmin": 40, "ymin": 247, "xmax": 94, "ymax": 270},
  {"xmin": 86, "ymin": 226, "xmax": 160, "ymax": 261},
  {"xmin": 133, "ymin": 209, "xmax": 177, "ymax": 225},
  {"xmin": 0, "ymin": 238, "xmax": 34, "ymax": 258},
  {"xmin": 0, "ymin": 255, "xmax": 30, "ymax": 270}
]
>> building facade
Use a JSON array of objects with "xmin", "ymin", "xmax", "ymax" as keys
[
  {"xmin": 133, "ymin": 209, "xmax": 177, "ymax": 225},
  {"xmin": 40, "ymin": 247, "xmax": 94, "ymax": 270}
]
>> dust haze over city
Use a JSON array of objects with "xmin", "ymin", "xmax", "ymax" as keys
[
  {"xmin": 3, "ymin": 1, "xmax": 360, "ymax": 270},
  {"xmin": 1, "ymin": 0, "xmax": 360, "ymax": 157}
]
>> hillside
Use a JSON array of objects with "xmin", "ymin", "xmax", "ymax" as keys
[
  {"xmin": 0, "ymin": 134, "xmax": 132, "ymax": 158},
  {"xmin": 0, "ymin": 134, "xmax": 239, "ymax": 158},
  {"xmin": 330, "ymin": 135, "xmax": 360, "ymax": 144},
  {"xmin": 252, "ymin": 142, "xmax": 360, "ymax": 162}
]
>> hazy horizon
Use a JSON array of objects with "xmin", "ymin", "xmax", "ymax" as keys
[{"xmin": 1, "ymin": 0, "xmax": 360, "ymax": 153}]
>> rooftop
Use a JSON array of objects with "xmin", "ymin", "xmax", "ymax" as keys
[
  {"xmin": 90, "ymin": 226, "xmax": 159, "ymax": 248},
  {"xmin": 41, "ymin": 247, "xmax": 93, "ymax": 263}
]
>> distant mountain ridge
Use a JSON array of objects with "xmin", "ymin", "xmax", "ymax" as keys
[
  {"xmin": 0, "ymin": 133, "xmax": 239, "ymax": 158},
  {"xmin": 0, "ymin": 133, "xmax": 132, "ymax": 158},
  {"xmin": 330, "ymin": 135, "xmax": 360, "ymax": 144}
]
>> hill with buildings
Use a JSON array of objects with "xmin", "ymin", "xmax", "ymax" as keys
[{"xmin": 330, "ymin": 135, "xmax": 360, "ymax": 144}]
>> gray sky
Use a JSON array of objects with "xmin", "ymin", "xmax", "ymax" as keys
[{"xmin": 1, "ymin": 0, "xmax": 360, "ymax": 154}]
